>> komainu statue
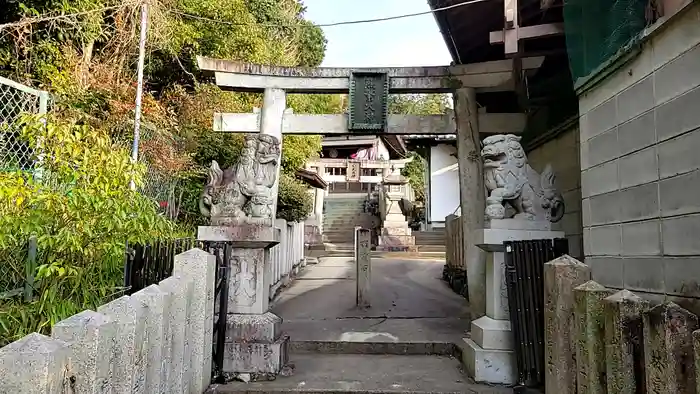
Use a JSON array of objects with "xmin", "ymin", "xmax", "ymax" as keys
[
  {"xmin": 199, "ymin": 133, "xmax": 281, "ymax": 226},
  {"xmin": 481, "ymin": 134, "xmax": 565, "ymax": 222}
]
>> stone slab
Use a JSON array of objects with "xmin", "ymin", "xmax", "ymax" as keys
[
  {"xmin": 379, "ymin": 235, "xmax": 416, "ymax": 247},
  {"xmin": 228, "ymin": 248, "xmax": 269, "ymax": 314},
  {"xmin": 226, "ymin": 312, "xmax": 282, "ymax": 342},
  {"xmin": 0, "ymin": 333, "xmax": 71, "ymax": 394},
  {"xmin": 224, "ymin": 335, "xmax": 290, "ymax": 374},
  {"xmin": 198, "ymin": 225, "xmax": 280, "ymax": 248},
  {"xmin": 471, "ymin": 316, "xmax": 513, "ymax": 350},
  {"xmin": 159, "ymin": 275, "xmax": 194, "ymax": 394},
  {"xmin": 355, "ymin": 228, "xmax": 372, "ymax": 308},
  {"xmin": 51, "ymin": 310, "xmax": 117, "ymax": 393},
  {"xmin": 462, "ymin": 338, "xmax": 516, "ymax": 385},
  {"xmin": 476, "ymin": 228, "xmax": 565, "ymax": 252},
  {"xmin": 131, "ymin": 284, "xmax": 171, "ymax": 394},
  {"xmin": 485, "ymin": 219, "xmax": 552, "ymax": 231}
]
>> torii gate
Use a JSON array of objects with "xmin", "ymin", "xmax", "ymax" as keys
[{"xmin": 197, "ymin": 54, "xmax": 544, "ymax": 328}]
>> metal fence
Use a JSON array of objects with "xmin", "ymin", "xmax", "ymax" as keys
[
  {"xmin": 504, "ymin": 238, "xmax": 569, "ymax": 390},
  {"xmin": 0, "ymin": 76, "xmax": 49, "ymax": 172},
  {"xmin": 123, "ymin": 238, "xmax": 197, "ymax": 295}
]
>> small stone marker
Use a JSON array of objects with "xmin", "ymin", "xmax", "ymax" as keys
[
  {"xmin": 0, "ymin": 333, "xmax": 71, "ymax": 394},
  {"xmin": 574, "ymin": 280, "xmax": 613, "ymax": 394},
  {"xmin": 543, "ymin": 254, "xmax": 591, "ymax": 394},
  {"xmin": 355, "ymin": 227, "xmax": 372, "ymax": 308},
  {"xmin": 643, "ymin": 301, "xmax": 698, "ymax": 394},
  {"xmin": 51, "ymin": 310, "xmax": 117, "ymax": 394},
  {"xmin": 604, "ymin": 290, "xmax": 649, "ymax": 394}
]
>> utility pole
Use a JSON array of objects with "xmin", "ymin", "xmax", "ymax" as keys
[{"xmin": 130, "ymin": 0, "xmax": 148, "ymax": 190}]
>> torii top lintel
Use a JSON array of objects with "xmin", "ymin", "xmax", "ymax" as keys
[{"xmin": 196, "ymin": 56, "xmax": 544, "ymax": 94}]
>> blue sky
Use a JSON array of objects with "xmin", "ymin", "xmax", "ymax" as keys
[{"xmin": 302, "ymin": 0, "xmax": 453, "ymax": 67}]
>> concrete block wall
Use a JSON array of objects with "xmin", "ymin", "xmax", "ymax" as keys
[
  {"xmin": 527, "ymin": 125, "xmax": 584, "ymax": 260},
  {"xmin": 578, "ymin": 2, "xmax": 700, "ymax": 307},
  {"xmin": 0, "ymin": 248, "xmax": 216, "ymax": 394}
]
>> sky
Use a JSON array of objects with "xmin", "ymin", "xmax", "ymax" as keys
[{"xmin": 302, "ymin": 0, "xmax": 453, "ymax": 68}]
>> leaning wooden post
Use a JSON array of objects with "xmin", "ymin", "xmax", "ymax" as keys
[{"xmin": 355, "ymin": 227, "xmax": 371, "ymax": 308}]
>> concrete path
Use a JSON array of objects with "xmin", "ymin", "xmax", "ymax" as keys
[{"xmin": 213, "ymin": 257, "xmax": 510, "ymax": 393}]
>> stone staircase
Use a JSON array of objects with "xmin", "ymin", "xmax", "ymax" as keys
[
  {"xmin": 413, "ymin": 228, "xmax": 446, "ymax": 257},
  {"xmin": 322, "ymin": 195, "xmax": 374, "ymax": 245}
]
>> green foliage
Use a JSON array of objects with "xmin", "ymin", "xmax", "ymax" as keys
[
  {"xmin": 402, "ymin": 152, "xmax": 427, "ymax": 204},
  {"xmin": 0, "ymin": 116, "xmax": 175, "ymax": 346},
  {"xmin": 389, "ymin": 94, "xmax": 450, "ymax": 115},
  {"xmin": 276, "ymin": 173, "xmax": 312, "ymax": 222}
]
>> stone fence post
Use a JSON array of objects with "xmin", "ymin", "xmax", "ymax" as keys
[
  {"xmin": 574, "ymin": 280, "xmax": 613, "ymax": 394},
  {"xmin": 0, "ymin": 333, "xmax": 71, "ymax": 393},
  {"xmin": 544, "ymin": 255, "xmax": 591, "ymax": 394}
]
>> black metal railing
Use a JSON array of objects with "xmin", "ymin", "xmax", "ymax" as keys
[
  {"xmin": 123, "ymin": 238, "xmax": 196, "ymax": 295},
  {"xmin": 504, "ymin": 238, "xmax": 569, "ymax": 391},
  {"xmin": 201, "ymin": 241, "xmax": 231, "ymax": 384}
]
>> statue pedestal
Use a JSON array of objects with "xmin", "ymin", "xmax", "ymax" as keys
[
  {"xmin": 198, "ymin": 225, "xmax": 290, "ymax": 376},
  {"xmin": 462, "ymin": 219, "xmax": 564, "ymax": 385}
]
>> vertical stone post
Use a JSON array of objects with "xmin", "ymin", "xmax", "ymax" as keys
[
  {"xmin": 97, "ymin": 295, "xmax": 147, "ymax": 394},
  {"xmin": 544, "ymin": 254, "xmax": 591, "ymax": 394},
  {"xmin": 173, "ymin": 248, "xmax": 216, "ymax": 394},
  {"xmin": 694, "ymin": 330, "xmax": 700, "ymax": 394},
  {"xmin": 51, "ymin": 310, "xmax": 117, "ymax": 393},
  {"xmin": 604, "ymin": 290, "xmax": 649, "ymax": 394},
  {"xmin": 454, "ymin": 87, "xmax": 486, "ymax": 320},
  {"xmin": 159, "ymin": 275, "xmax": 194, "ymax": 393},
  {"xmin": 643, "ymin": 302, "xmax": 698, "ymax": 394},
  {"xmin": 0, "ymin": 333, "xmax": 71, "ymax": 393},
  {"xmin": 574, "ymin": 280, "xmax": 613, "ymax": 394},
  {"xmin": 355, "ymin": 227, "xmax": 371, "ymax": 308},
  {"xmin": 131, "ymin": 284, "xmax": 171, "ymax": 394}
]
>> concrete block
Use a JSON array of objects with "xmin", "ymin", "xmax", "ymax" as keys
[
  {"xmin": 582, "ymin": 198, "xmax": 591, "ymax": 228},
  {"xmin": 226, "ymin": 312, "xmax": 282, "ymax": 342},
  {"xmin": 619, "ymin": 182, "xmax": 659, "ymax": 222},
  {"xmin": 588, "ymin": 128, "xmax": 619, "ymax": 168},
  {"xmin": 589, "ymin": 191, "xmax": 622, "ymax": 226},
  {"xmin": 604, "ymin": 290, "xmax": 649, "ymax": 394},
  {"xmin": 619, "ymin": 146, "xmax": 658, "ymax": 189},
  {"xmin": 51, "ymin": 310, "xmax": 116, "ymax": 393},
  {"xmin": 662, "ymin": 214, "xmax": 700, "ymax": 255},
  {"xmin": 618, "ymin": 75, "xmax": 654, "ymax": 123},
  {"xmin": 623, "ymin": 257, "xmax": 665, "ymax": 293},
  {"xmin": 159, "ymin": 275, "xmax": 194, "ymax": 394},
  {"xmin": 588, "ymin": 257, "xmax": 624, "ymax": 288},
  {"xmin": 0, "ymin": 333, "xmax": 71, "ymax": 394},
  {"xmin": 574, "ymin": 281, "xmax": 614, "ymax": 394},
  {"xmin": 172, "ymin": 248, "xmax": 216, "ymax": 394},
  {"xmin": 660, "ymin": 169, "xmax": 700, "ymax": 217},
  {"xmin": 131, "ymin": 284, "xmax": 171, "ymax": 394},
  {"xmin": 97, "ymin": 295, "xmax": 147, "ymax": 394},
  {"xmin": 585, "ymin": 97, "xmax": 617, "ymax": 141},
  {"xmin": 470, "ymin": 316, "xmax": 513, "ymax": 350},
  {"xmin": 621, "ymin": 220, "xmax": 661, "ymax": 256},
  {"xmin": 664, "ymin": 256, "xmax": 700, "ymax": 297},
  {"xmin": 643, "ymin": 302, "xmax": 698, "ymax": 394},
  {"xmin": 224, "ymin": 335, "xmax": 290, "ymax": 374},
  {"xmin": 655, "ymin": 43, "xmax": 700, "ymax": 105},
  {"xmin": 544, "ymin": 255, "xmax": 591, "ymax": 394},
  {"xmin": 618, "ymin": 110, "xmax": 656, "ymax": 156},
  {"xmin": 582, "ymin": 160, "xmax": 619, "ymax": 198},
  {"xmin": 658, "ymin": 129, "xmax": 700, "ymax": 179},
  {"xmin": 588, "ymin": 224, "xmax": 622, "ymax": 256},
  {"xmin": 656, "ymin": 84, "xmax": 700, "ymax": 142},
  {"xmin": 580, "ymin": 139, "xmax": 591, "ymax": 170},
  {"xmin": 462, "ymin": 338, "xmax": 515, "ymax": 385}
]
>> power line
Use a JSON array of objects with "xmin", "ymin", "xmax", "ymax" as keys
[{"xmin": 167, "ymin": 0, "xmax": 490, "ymax": 28}]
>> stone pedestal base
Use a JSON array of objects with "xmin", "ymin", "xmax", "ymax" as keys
[
  {"xmin": 462, "ymin": 338, "xmax": 516, "ymax": 385},
  {"xmin": 224, "ymin": 312, "xmax": 290, "ymax": 375},
  {"xmin": 471, "ymin": 316, "xmax": 513, "ymax": 350}
]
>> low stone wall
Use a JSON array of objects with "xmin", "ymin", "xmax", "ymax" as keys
[
  {"xmin": 269, "ymin": 219, "xmax": 306, "ymax": 300},
  {"xmin": 443, "ymin": 214, "xmax": 466, "ymax": 296},
  {"xmin": 545, "ymin": 255, "xmax": 700, "ymax": 393},
  {"xmin": 0, "ymin": 248, "xmax": 216, "ymax": 394}
]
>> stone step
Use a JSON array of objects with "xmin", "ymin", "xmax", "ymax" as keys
[{"xmin": 207, "ymin": 353, "xmax": 509, "ymax": 394}]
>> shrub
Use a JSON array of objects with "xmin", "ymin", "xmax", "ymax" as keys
[
  {"xmin": 276, "ymin": 173, "xmax": 312, "ymax": 223},
  {"xmin": 0, "ymin": 115, "xmax": 175, "ymax": 346}
]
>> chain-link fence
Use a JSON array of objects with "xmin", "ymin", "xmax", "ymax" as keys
[
  {"xmin": 564, "ymin": 0, "xmax": 651, "ymax": 83},
  {"xmin": 0, "ymin": 76, "xmax": 49, "ymax": 172}
]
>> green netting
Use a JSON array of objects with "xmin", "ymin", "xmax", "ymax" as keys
[{"xmin": 564, "ymin": 0, "xmax": 648, "ymax": 83}]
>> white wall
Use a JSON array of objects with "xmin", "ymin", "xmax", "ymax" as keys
[
  {"xmin": 376, "ymin": 138, "xmax": 390, "ymax": 160},
  {"xmin": 429, "ymin": 144, "xmax": 460, "ymax": 222}
]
